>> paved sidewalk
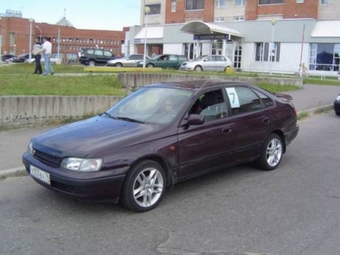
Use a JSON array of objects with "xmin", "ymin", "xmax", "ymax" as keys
[{"xmin": 0, "ymin": 84, "xmax": 339, "ymax": 177}]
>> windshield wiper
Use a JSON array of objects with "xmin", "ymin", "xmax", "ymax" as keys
[
  {"xmin": 101, "ymin": 112, "xmax": 117, "ymax": 119},
  {"xmin": 116, "ymin": 116, "xmax": 145, "ymax": 124}
]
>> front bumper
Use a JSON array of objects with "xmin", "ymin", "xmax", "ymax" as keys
[{"xmin": 22, "ymin": 152, "xmax": 126, "ymax": 203}]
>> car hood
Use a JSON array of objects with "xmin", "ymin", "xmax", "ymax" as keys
[{"xmin": 32, "ymin": 116, "xmax": 166, "ymax": 158}]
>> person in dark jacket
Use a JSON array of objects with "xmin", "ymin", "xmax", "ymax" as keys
[{"xmin": 32, "ymin": 39, "xmax": 43, "ymax": 74}]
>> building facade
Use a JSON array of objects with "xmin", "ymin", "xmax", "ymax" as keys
[
  {"xmin": 0, "ymin": 16, "xmax": 124, "ymax": 63},
  {"xmin": 124, "ymin": 0, "xmax": 340, "ymax": 75}
]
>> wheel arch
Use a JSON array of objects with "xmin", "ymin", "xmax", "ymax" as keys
[
  {"xmin": 194, "ymin": 65, "xmax": 203, "ymax": 71},
  {"xmin": 270, "ymin": 130, "xmax": 286, "ymax": 154},
  {"xmin": 127, "ymin": 155, "xmax": 175, "ymax": 188}
]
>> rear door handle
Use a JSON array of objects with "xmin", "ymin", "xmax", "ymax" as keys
[
  {"xmin": 263, "ymin": 118, "xmax": 270, "ymax": 124},
  {"xmin": 222, "ymin": 128, "xmax": 232, "ymax": 133}
]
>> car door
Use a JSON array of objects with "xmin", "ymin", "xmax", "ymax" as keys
[
  {"xmin": 225, "ymin": 86, "xmax": 272, "ymax": 160},
  {"xmin": 177, "ymin": 89, "xmax": 236, "ymax": 180},
  {"xmin": 215, "ymin": 56, "xmax": 228, "ymax": 71},
  {"xmin": 202, "ymin": 56, "xmax": 215, "ymax": 71},
  {"xmin": 126, "ymin": 55, "xmax": 139, "ymax": 67}
]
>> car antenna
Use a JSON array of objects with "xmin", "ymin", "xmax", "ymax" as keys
[{"xmin": 192, "ymin": 70, "xmax": 222, "ymax": 98}]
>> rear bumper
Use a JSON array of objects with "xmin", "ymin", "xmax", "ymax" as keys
[{"xmin": 285, "ymin": 125, "xmax": 299, "ymax": 146}]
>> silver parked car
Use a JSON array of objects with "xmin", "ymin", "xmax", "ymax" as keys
[
  {"xmin": 107, "ymin": 54, "xmax": 150, "ymax": 67},
  {"xmin": 179, "ymin": 55, "xmax": 233, "ymax": 72}
]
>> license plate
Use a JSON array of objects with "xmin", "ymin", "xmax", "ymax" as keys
[{"xmin": 30, "ymin": 165, "xmax": 51, "ymax": 185}]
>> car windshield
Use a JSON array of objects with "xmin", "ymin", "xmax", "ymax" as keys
[{"xmin": 106, "ymin": 87, "xmax": 193, "ymax": 124}]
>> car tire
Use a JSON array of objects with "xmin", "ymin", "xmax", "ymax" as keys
[
  {"xmin": 257, "ymin": 133, "xmax": 283, "ymax": 171},
  {"xmin": 120, "ymin": 160, "xmax": 166, "ymax": 212},
  {"xmin": 194, "ymin": 66, "xmax": 203, "ymax": 71},
  {"xmin": 335, "ymin": 111, "xmax": 340, "ymax": 116},
  {"xmin": 146, "ymin": 63, "xmax": 154, "ymax": 68},
  {"xmin": 88, "ymin": 60, "xmax": 96, "ymax": 66},
  {"xmin": 115, "ymin": 63, "xmax": 123, "ymax": 67}
]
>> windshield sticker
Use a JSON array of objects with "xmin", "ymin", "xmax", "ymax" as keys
[{"xmin": 226, "ymin": 88, "xmax": 240, "ymax": 108}]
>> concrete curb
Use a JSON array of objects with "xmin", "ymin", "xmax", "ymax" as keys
[
  {"xmin": 0, "ymin": 104, "xmax": 334, "ymax": 179},
  {"xmin": 0, "ymin": 167, "xmax": 27, "ymax": 178}
]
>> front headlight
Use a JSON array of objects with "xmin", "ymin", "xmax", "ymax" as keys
[
  {"xmin": 61, "ymin": 158, "xmax": 103, "ymax": 172},
  {"xmin": 336, "ymin": 95, "xmax": 340, "ymax": 101},
  {"xmin": 28, "ymin": 142, "xmax": 35, "ymax": 155}
]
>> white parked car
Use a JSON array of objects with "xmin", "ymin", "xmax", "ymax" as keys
[
  {"xmin": 107, "ymin": 54, "xmax": 150, "ymax": 67},
  {"xmin": 179, "ymin": 55, "xmax": 233, "ymax": 72}
]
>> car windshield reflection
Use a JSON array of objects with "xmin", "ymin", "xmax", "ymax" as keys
[{"xmin": 107, "ymin": 87, "xmax": 193, "ymax": 124}]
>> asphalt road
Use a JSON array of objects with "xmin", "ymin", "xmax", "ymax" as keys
[{"xmin": 1, "ymin": 112, "xmax": 340, "ymax": 255}]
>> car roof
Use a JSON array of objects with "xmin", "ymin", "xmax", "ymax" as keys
[{"xmin": 145, "ymin": 80, "xmax": 256, "ymax": 91}]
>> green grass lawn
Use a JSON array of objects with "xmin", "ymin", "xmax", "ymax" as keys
[
  {"xmin": 0, "ymin": 63, "xmax": 308, "ymax": 95},
  {"xmin": 0, "ymin": 63, "xmax": 125, "ymax": 96}
]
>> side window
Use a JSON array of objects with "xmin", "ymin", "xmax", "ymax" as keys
[
  {"xmin": 189, "ymin": 90, "xmax": 227, "ymax": 121},
  {"xmin": 87, "ymin": 49, "xmax": 94, "ymax": 54},
  {"xmin": 95, "ymin": 50, "xmax": 104, "ymax": 56},
  {"xmin": 216, "ymin": 56, "xmax": 226, "ymax": 61},
  {"xmin": 226, "ymin": 87, "xmax": 263, "ymax": 115},
  {"xmin": 253, "ymin": 89, "xmax": 275, "ymax": 108},
  {"xmin": 169, "ymin": 55, "xmax": 177, "ymax": 61},
  {"xmin": 103, "ymin": 51, "xmax": 113, "ymax": 57},
  {"xmin": 129, "ymin": 55, "xmax": 137, "ymax": 60}
]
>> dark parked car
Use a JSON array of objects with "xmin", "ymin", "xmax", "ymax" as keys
[
  {"xmin": 22, "ymin": 80, "xmax": 299, "ymax": 212},
  {"xmin": 78, "ymin": 48, "xmax": 115, "ymax": 66},
  {"xmin": 137, "ymin": 54, "xmax": 188, "ymax": 69},
  {"xmin": 334, "ymin": 93, "xmax": 340, "ymax": 115},
  {"xmin": 11, "ymin": 53, "xmax": 31, "ymax": 63},
  {"xmin": 1, "ymin": 54, "xmax": 15, "ymax": 62}
]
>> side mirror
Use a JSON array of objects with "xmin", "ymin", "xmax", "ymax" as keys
[{"xmin": 181, "ymin": 114, "xmax": 204, "ymax": 127}]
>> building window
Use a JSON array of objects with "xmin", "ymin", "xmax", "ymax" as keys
[
  {"xmin": 215, "ymin": 17, "xmax": 225, "ymax": 22},
  {"xmin": 235, "ymin": 0, "xmax": 245, "ymax": 6},
  {"xmin": 186, "ymin": 0, "xmax": 204, "ymax": 10},
  {"xmin": 320, "ymin": 0, "xmax": 328, "ymax": 5},
  {"xmin": 259, "ymin": 0, "xmax": 283, "ymax": 4},
  {"xmin": 215, "ymin": 0, "xmax": 226, "ymax": 8},
  {"xmin": 171, "ymin": 0, "xmax": 177, "ymax": 12},
  {"xmin": 255, "ymin": 42, "xmax": 280, "ymax": 62},
  {"xmin": 234, "ymin": 16, "xmax": 245, "ymax": 21},
  {"xmin": 309, "ymin": 43, "xmax": 340, "ymax": 71},
  {"xmin": 146, "ymin": 4, "xmax": 161, "ymax": 15},
  {"xmin": 296, "ymin": 0, "xmax": 304, "ymax": 3}
]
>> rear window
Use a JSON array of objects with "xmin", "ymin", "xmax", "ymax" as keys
[{"xmin": 178, "ymin": 56, "xmax": 188, "ymax": 61}]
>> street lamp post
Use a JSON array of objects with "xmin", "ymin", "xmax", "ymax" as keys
[
  {"xmin": 142, "ymin": 6, "xmax": 150, "ymax": 68},
  {"xmin": 269, "ymin": 19, "xmax": 277, "ymax": 75},
  {"xmin": 13, "ymin": 44, "xmax": 16, "ymax": 55},
  {"xmin": 29, "ymin": 18, "xmax": 34, "ymax": 60},
  {"xmin": 0, "ymin": 17, "xmax": 2, "ymax": 63},
  {"xmin": 36, "ymin": 25, "xmax": 42, "ymax": 41}
]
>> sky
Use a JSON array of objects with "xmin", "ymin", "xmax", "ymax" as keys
[{"xmin": 0, "ymin": 0, "xmax": 142, "ymax": 31}]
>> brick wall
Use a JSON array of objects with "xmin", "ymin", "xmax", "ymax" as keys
[
  {"xmin": 283, "ymin": 0, "xmax": 318, "ymax": 19},
  {"xmin": 0, "ymin": 17, "xmax": 124, "ymax": 59},
  {"xmin": 246, "ymin": 1, "xmax": 318, "ymax": 20}
]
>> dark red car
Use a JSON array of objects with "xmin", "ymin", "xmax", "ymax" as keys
[{"xmin": 22, "ymin": 80, "xmax": 299, "ymax": 212}]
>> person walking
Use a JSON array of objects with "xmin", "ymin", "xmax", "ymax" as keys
[
  {"xmin": 32, "ymin": 39, "xmax": 43, "ymax": 74},
  {"xmin": 41, "ymin": 37, "xmax": 54, "ymax": 76}
]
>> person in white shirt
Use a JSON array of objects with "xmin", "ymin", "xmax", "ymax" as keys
[{"xmin": 41, "ymin": 37, "xmax": 54, "ymax": 76}]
